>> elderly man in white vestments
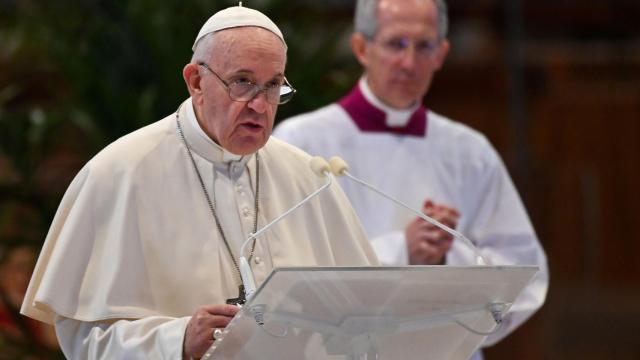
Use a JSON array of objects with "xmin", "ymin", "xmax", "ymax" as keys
[
  {"xmin": 20, "ymin": 5, "xmax": 378, "ymax": 359},
  {"xmin": 274, "ymin": 0, "xmax": 548, "ymax": 359}
]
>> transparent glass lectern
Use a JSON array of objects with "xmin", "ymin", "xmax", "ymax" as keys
[{"xmin": 202, "ymin": 266, "xmax": 537, "ymax": 360}]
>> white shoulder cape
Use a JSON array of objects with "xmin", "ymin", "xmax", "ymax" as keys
[{"xmin": 22, "ymin": 101, "xmax": 378, "ymax": 324}]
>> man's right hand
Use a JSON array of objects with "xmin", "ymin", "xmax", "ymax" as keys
[
  {"xmin": 183, "ymin": 304, "xmax": 239, "ymax": 359},
  {"xmin": 405, "ymin": 199, "xmax": 460, "ymax": 265}
]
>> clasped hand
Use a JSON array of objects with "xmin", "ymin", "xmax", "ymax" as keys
[{"xmin": 406, "ymin": 199, "xmax": 460, "ymax": 265}]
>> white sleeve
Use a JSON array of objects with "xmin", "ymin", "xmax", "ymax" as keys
[
  {"xmin": 54, "ymin": 315, "xmax": 191, "ymax": 360},
  {"xmin": 451, "ymin": 147, "xmax": 549, "ymax": 346},
  {"xmin": 369, "ymin": 230, "xmax": 409, "ymax": 266}
]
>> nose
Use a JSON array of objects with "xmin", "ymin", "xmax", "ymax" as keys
[
  {"xmin": 398, "ymin": 45, "xmax": 417, "ymax": 70},
  {"xmin": 246, "ymin": 90, "xmax": 270, "ymax": 113}
]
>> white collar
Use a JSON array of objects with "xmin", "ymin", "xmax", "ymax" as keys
[
  {"xmin": 359, "ymin": 77, "xmax": 419, "ymax": 128},
  {"xmin": 185, "ymin": 97, "xmax": 244, "ymax": 163}
]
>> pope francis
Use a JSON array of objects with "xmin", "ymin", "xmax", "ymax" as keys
[{"xmin": 20, "ymin": 5, "xmax": 378, "ymax": 359}]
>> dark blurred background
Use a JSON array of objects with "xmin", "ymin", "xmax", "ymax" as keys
[{"xmin": 1, "ymin": 0, "xmax": 639, "ymax": 358}]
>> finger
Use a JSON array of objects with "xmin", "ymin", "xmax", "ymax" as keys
[
  {"xmin": 190, "ymin": 306, "xmax": 238, "ymax": 332},
  {"xmin": 199, "ymin": 304, "xmax": 240, "ymax": 317},
  {"xmin": 416, "ymin": 241, "xmax": 442, "ymax": 260},
  {"xmin": 428, "ymin": 235, "xmax": 454, "ymax": 249},
  {"xmin": 435, "ymin": 202, "xmax": 460, "ymax": 215},
  {"xmin": 423, "ymin": 205, "xmax": 436, "ymax": 217},
  {"xmin": 428, "ymin": 210, "xmax": 458, "ymax": 229},
  {"xmin": 413, "ymin": 219, "xmax": 435, "ymax": 232},
  {"xmin": 408, "ymin": 232, "xmax": 432, "ymax": 251},
  {"xmin": 423, "ymin": 199, "xmax": 435, "ymax": 209},
  {"xmin": 419, "ymin": 228, "xmax": 453, "ymax": 245},
  {"xmin": 434, "ymin": 204, "xmax": 461, "ymax": 221},
  {"xmin": 432, "ymin": 216, "xmax": 456, "ymax": 229},
  {"xmin": 421, "ymin": 238, "xmax": 451, "ymax": 257},
  {"xmin": 410, "ymin": 226, "xmax": 439, "ymax": 242},
  {"xmin": 418, "ymin": 219, "xmax": 453, "ymax": 235},
  {"xmin": 210, "ymin": 316, "xmax": 234, "ymax": 329},
  {"xmin": 193, "ymin": 313, "xmax": 235, "ymax": 330}
]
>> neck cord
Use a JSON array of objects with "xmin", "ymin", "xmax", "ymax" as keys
[{"xmin": 175, "ymin": 111, "xmax": 259, "ymax": 283}]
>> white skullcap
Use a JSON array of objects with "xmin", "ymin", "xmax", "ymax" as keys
[{"xmin": 192, "ymin": 4, "xmax": 286, "ymax": 51}]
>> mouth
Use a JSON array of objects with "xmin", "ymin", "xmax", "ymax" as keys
[
  {"xmin": 239, "ymin": 121, "xmax": 265, "ymax": 133},
  {"xmin": 391, "ymin": 76, "xmax": 417, "ymax": 86}
]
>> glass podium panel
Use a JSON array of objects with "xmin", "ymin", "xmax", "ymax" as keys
[{"xmin": 204, "ymin": 266, "xmax": 537, "ymax": 360}]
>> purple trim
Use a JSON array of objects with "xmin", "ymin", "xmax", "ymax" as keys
[{"xmin": 337, "ymin": 85, "xmax": 427, "ymax": 137}]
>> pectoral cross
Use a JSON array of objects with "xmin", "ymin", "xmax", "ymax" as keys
[{"xmin": 226, "ymin": 284, "xmax": 246, "ymax": 306}]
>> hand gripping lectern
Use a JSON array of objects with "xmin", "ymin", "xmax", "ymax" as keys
[{"xmin": 201, "ymin": 265, "xmax": 538, "ymax": 360}]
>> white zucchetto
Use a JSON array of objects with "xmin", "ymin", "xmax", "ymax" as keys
[{"xmin": 192, "ymin": 4, "xmax": 287, "ymax": 51}]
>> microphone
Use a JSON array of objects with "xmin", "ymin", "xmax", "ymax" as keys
[
  {"xmin": 328, "ymin": 156, "xmax": 488, "ymax": 266},
  {"xmin": 239, "ymin": 156, "xmax": 333, "ymax": 300}
]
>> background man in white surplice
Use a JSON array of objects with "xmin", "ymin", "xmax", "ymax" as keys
[{"xmin": 275, "ymin": 1, "xmax": 548, "ymax": 359}]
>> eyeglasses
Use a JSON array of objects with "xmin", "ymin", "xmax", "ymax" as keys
[
  {"xmin": 198, "ymin": 62, "xmax": 296, "ymax": 105},
  {"xmin": 373, "ymin": 37, "xmax": 442, "ymax": 59}
]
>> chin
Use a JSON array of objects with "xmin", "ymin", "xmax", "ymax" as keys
[
  {"xmin": 387, "ymin": 88, "xmax": 422, "ymax": 106},
  {"xmin": 389, "ymin": 97, "xmax": 420, "ymax": 109},
  {"xmin": 229, "ymin": 138, "xmax": 267, "ymax": 155}
]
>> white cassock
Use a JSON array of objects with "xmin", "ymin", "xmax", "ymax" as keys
[
  {"xmin": 274, "ymin": 78, "xmax": 549, "ymax": 359},
  {"xmin": 21, "ymin": 98, "xmax": 378, "ymax": 359}
]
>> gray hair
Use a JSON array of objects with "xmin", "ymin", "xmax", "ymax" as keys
[
  {"xmin": 191, "ymin": 32, "xmax": 217, "ymax": 63},
  {"xmin": 354, "ymin": 0, "xmax": 448, "ymax": 40},
  {"xmin": 191, "ymin": 28, "xmax": 288, "ymax": 64}
]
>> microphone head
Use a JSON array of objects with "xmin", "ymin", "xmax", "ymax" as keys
[
  {"xmin": 309, "ymin": 156, "xmax": 330, "ymax": 177},
  {"xmin": 329, "ymin": 156, "xmax": 349, "ymax": 176}
]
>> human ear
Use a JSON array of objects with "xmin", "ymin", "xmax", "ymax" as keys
[
  {"xmin": 351, "ymin": 33, "xmax": 371, "ymax": 68},
  {"xmin": 433, "ymin": 39, "xmax": 450, "ymax": 71},
  {"xmin": 183, "ymin": 63, "xmax": 204, "ymax": 104}
]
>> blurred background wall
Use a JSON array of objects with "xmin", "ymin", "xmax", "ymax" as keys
[{"xmin": 1, "ymin": 0, "xmax": 639, "ymax": 358}]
